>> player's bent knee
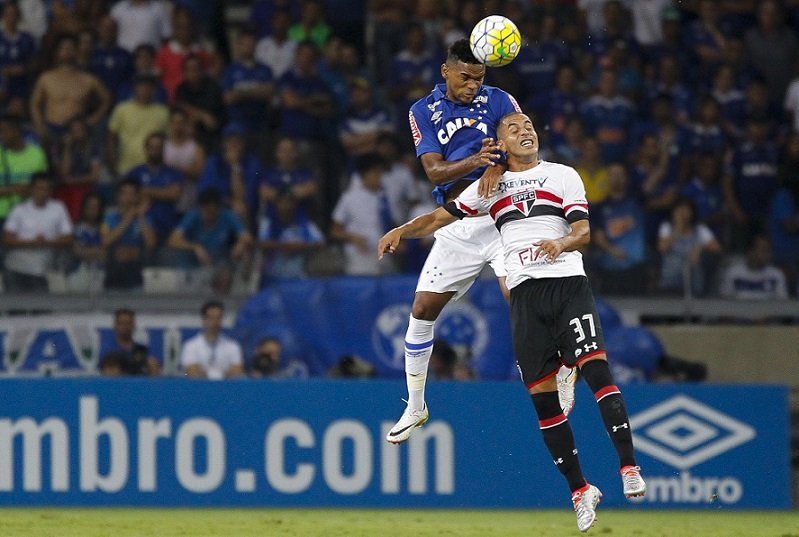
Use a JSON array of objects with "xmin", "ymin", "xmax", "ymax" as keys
[
  {"xmin": 411, "ymin": 291, "xmax": 454, "ymax": 321},
  {"xmin": 528, "ymin": 375, "xmax": 558, "ymax": 394},
  {"xmin": 576, "ymin": 352, "xmax": 607, "ymax": 369}
]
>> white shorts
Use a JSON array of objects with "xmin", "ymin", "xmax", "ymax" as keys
[{"xmin": 415, "ymin": 214, "xmax": 506, "ymax": 300}]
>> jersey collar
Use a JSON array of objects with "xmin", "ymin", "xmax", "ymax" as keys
[{"xmin": 432, "ymin": 83, "xmax": 483, "ymax": 105}]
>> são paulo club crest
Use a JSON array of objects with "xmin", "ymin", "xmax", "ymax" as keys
[
  {"xmin": 372, "ymin": 302, "xmax": 489, "ymax": 371},
  {"xmin": 511, "ymin": 190, "xmax": 536, "ymax": 216}
]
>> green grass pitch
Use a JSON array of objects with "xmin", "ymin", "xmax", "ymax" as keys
[{"xmin": 2, "ymin": 509, "xmax": 798, "ymax": 537}]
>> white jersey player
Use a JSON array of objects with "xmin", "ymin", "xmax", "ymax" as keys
[
  {"xmin": 379, "ymin": 112, "xmax": 646, "ymax": 533},
  {"xmin": 386, "ymin": 39, "xmax": 575, "ymax": 444}
]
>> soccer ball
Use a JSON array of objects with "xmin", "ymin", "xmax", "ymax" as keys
[{"xmin": 469, "ymin": 15, "xmax": 521, "ymax": 67}]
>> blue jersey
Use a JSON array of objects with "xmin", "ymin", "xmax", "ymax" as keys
[
  {"xmin": 126, "ymin": 164, "xmax": 183, "ymax": 241},
  {"xmin": 409, "ymin": 83, "xmax": 520, "ymax": 204},
  {"xmin": 223, "ymin": 61, "xmax": 273, "ymax": 130},
  {"xmin": 0, "ymin": 30, "xmax": 35, "ymax": 97},
  {"xmin": 90, "ymin": 46, "xmax": 133, "ymax": 98}
]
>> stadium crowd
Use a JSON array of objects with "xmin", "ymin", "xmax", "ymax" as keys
[{"xmin": 0, "ymin": 0, "xmax": 798, "ymax": 299}]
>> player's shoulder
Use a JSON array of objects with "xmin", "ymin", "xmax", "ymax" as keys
[
  {"xmin": 540, "ymin": 160, "xmax": 580, "ymax": 178},
  {"xmin": 480, "ymin": 84, "xmax": 508, "ymax": 96},
  {"xmin": 409, "ymin": 89, "xmax": 440, "ymax": 114}
]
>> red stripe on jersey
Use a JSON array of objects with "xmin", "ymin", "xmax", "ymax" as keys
[
  {"xmin": 594, "ymin": 385, "xmax": 621, "ymax": 402},
  {"xmin": 409, "ymin": 111, "xmax": 421, "ymax": 146},
  {"xmin": 457, "ymin": 200, "xmax": 478, "ymax": 215},
  {"xmin": 508, "ymin": 93, "xmax": 522, "ymax": 113},
  {"xmin": 489, "ymin": 195, "xmax": 513, "ymax": 219},
  {"xmin": 539, "ymin": 414, "xmax": 567, "ymax": 429},
  {"xmin": 565, "ymin": 202, "xmax": 589, "ymax": 213},
  {"xmin": 535, "ymin": 189, "xmax": 563, "ymax": 205}
]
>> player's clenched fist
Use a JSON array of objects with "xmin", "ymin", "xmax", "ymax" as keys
[{"xmin": 378, "ymin": 228, "xmax": 403, "ymax": 259}]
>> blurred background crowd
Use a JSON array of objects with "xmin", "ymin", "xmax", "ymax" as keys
[{"xmin": 0, "ymin": 0, "xmax": 798, "ymax": 300}]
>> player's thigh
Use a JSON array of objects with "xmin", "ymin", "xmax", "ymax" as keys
[
  {"xmin": 555, "ymin": 276, "xmax": 607, "ymax": 367},
  {"xmin": 509, "ymin": 280, "xmax": 561, "ymax": 389},
  {"xmin": 415, "ymin": 235, "xmax": 488, "ymax": 300}
]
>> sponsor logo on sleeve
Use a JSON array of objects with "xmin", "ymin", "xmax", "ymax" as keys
[{"xmin": 409, "ymin": 111, "xmax": 422, "ymax": 146}]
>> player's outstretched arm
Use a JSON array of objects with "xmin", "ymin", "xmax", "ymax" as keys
[
  {"xmin": 533, "ymin": 219, "xmax": 590, "ymax": 263},
  {"xmin": 420, "ymin": 137, "xmax": 501, "ymax": 185},
  {"xmin": 378, "ymin": 207, "xmax": 458, "ymax": 259}
]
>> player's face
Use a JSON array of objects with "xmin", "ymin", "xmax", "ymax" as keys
[
  {"xmin": 499, "ymin": 114, "xmax": 539, "ymax": 160},
  {"xmin": 442, "ymin": 61, "xmax": 485, "ymax": 104}
]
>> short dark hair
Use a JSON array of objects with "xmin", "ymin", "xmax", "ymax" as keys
[
  {"xmin": 0, "ymin": 113, "xmax": 22, "ymax": 128},
  {"xmin": 447, "ymin": 39, "xmax": 480, "ymax": 65},
  {"xmin": 355, "ymin": 153, "xmax": 387, "ymax": 176},
  {"xmin": 118, "ymin": 177, "xmax": 141, "ymax": 191},
  {"xmin": 145, "ymin": 131, "xmax": 165, "ymax": 145},
  {"xmin": 197, "ymin": 188, "xmax": 221, "ymax": 206},
  {"xmin": 201, "ymin": 300, "xmax": 224, "ymax": 317},
  {"xmin": 257, "ymin": 336, "xmax": 281, "ymax": 347},
  {"xmin": 114, "ymin": 308, "xmax": 135, "ymax": 319},
  {"xmin": 133, "ymin": 43, "xmax": 156, "ymax": 57},
  {"xmin": 30, "ymin": 172, "xmax": 54, "ymax": 187}
]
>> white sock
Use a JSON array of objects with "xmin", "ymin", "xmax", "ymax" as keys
[{"xmin": 404, "ymin": 315, "xmax": 435, "ymax": 411}]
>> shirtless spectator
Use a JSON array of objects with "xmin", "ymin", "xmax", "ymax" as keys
[{"xmin": 29, "ymin": 34, "xmax": 111, "ymax": 148}]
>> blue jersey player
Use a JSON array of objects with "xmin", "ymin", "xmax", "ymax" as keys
[{"xmin": 386, "ymin": 40, "xmax": 576, "ymax": 444}]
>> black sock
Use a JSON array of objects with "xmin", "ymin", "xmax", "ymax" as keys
[
  {"xmin": 580, "ymin": 360, "xmax": 636, "ymax": 468},
  {"xmin": 531, "ymin": 391, "xmax": 587, "ymax": 492}
]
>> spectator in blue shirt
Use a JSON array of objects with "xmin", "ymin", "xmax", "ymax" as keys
[
  {"xmin": 277, "ymin": 40, "xmax": 334, "ymax": 141},
  {"xmin": 685, "ymin": 0, "xmax": 729, "ymax": 77},
  {"xmin": 101, "ymin": 178, "xmax": 156, "ymax": 290},
  {"xmin": 682, "ymin": 96, "xmax": 726, "ymax": 157},
  {"xmin": 680, "ymin": 152, "xmax": 725, "ymax": 233},
  {"xmin": 583, "ymin": 0, "xmax": 638, "ymax": 60},
  {"xmin": 528, "ymin": 64, "xmax": 580, "ymax": 149},
  {"xmin": 711, "ymin": 64, "xmax": 746, "ymax": 139},
  {"xmin": 513, "ymin": 16, "xmax": 569, "ymax": 102},
  {"xmin": 0, "ymin": 2, "xmax": 36, "ymax": 99},
  {"xmin": 166, "ymin": 187, "xmax": 253, "ymax": 293},
  {"xmin": 386, "ymin": 22, "xmax": 439, "ymax": 108},
  {"xmin": 223, "ymin": 28, "xmax": 274, "ymax": 135},
  {"xmin": 198, "ymin": 123, "xmax": 262, "ymax": 228},
  {"xmin": 338, "ymin": 77, "xmax": 393, "ymax": 163},
  {"xmin": 592, "ymin": 164, "xmax": 649, "ymax": 295},
  {"xmin": 259, "ymin": 136, "xmax": 318, "ymax": 220},
  {"xmin": 125, "ymin": 132, "xmax": 183, "ymax": 245},
  {"xmin": 167, "ymin": 187, "xmax": 252, "ymax": 267},
  {"xmin": 116, "ymin": 44, "xmax": 168, "ymax": 104},
  {"xmin": 645, "ymin": 55, "xmax": 692, "ymax": 125},
  {"xmin": 258, "ymin": 190, "xmax": 325, "ymax": 281},
  {"xmin": 581, "ymin": 68, "xmax": 635, "ymax": 163},
  {"xmin": 89, "ymin": 15, "xmax": 133, "ymax": 100},
  {"xmin": 723, "ymin": 117, "xmax": 780, "ymax": 247}
]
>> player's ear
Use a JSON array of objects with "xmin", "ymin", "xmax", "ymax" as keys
[
  {"xmin": 496, "ymin": 139, "xmax": 507, "ymax": 152},
  {"xmin": 441, "ymin": 63, "xmax": 448, "ymax": 80}
]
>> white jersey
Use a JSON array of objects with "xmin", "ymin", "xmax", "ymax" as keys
[{"xmin": 446, "ymin": 161, "xmax": 589, "ymax": 289}]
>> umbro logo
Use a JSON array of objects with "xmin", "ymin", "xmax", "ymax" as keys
[
  {"xmin": 612, "ymin": 423, "xmax": 629, "ymax": 433},
  {"xmin": 630, "ymin": 395, "xmax": 756, "ymax": 470}
]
